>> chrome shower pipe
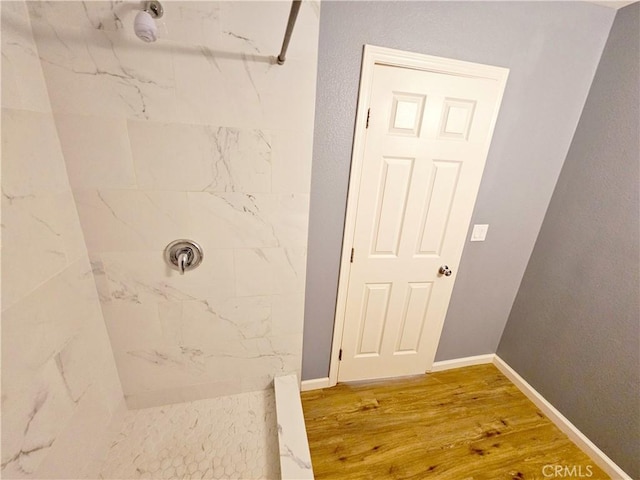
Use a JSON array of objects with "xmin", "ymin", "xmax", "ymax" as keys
[{"xmin": 277, "ymin": 0, "xmax": 302, "ymax": 65}]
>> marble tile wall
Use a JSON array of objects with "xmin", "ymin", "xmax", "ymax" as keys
[
  {"xmin": 1, "ymin": 2, "xmax": 125, "ymax": 478},
  {"xmin": 25, "ymin": 1, "xmax": 319, "ymax": 408}
]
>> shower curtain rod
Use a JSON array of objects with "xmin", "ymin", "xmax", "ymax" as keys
[{"xmin": 276, "ymin": 0, "xmax": 302, "ymax": 65}]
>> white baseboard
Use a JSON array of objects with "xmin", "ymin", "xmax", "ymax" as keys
[
  {"xmin": 300, "ymin": 377, "xmax": 331, "ymax": 392},
  {"xmin": 429, "ymin": 353, "xmax": 496, "ymax": 372},
  {"xmin": 493, "ymin": 355, "xmax": 631, "ymax": 480}
]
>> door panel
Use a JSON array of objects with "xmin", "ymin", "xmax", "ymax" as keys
[
  {"xmin": 371, "ymin": 157, "xmax": 414, "ymax": 256},
  {"xmin": 416, "ymin": 160, "xmax": 462, "ymax": 256},
  {"xmin": 356, "ymin": 283, "xmax": 392, "ymax": 356},
  {"xmin": 395, "ymin": 282, "xmax": 433, "ymax": 353},
  {"xmin": 338, "ymin": 61, "xmax": 506, "ymax": 382}
]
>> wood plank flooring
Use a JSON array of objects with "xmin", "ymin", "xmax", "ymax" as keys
[{"xmin": 301, "ymin": 364, "xmax": 608, "ymax": 480}]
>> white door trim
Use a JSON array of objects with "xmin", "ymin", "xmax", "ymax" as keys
[{"xmin": 329, "ymin": 45, "xmax": 509, "ymax": 387}]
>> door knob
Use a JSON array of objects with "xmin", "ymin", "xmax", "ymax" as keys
[{"xmin": 439, "ymin": 265, "xmax": 452, "ymax": 276}]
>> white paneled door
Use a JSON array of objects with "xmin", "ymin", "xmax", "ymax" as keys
[{"xmin": 336, "ymin": 48, "xmax": 508, "ymax": 382}]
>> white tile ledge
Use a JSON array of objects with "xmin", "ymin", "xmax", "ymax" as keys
[{"xmin": 274, "ymin": 374, "xmax": 314, "ymax": 479}]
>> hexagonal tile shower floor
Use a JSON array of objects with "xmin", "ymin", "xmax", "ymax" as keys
[{"xmin": 97, "ymin": 390, "xmax": 281, "ymax": 479}]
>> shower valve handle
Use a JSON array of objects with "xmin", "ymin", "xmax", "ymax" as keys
[{"xmin": 177, "ymin": 252, "xmax": 189, "ymax": 275}]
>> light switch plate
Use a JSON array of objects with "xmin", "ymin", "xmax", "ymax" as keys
[{"xmin": 471, "ymin": 224, "xmax": 489, "ymax": 242}]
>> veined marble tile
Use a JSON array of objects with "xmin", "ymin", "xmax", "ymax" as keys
[
  {"xmin": 89, "ymin": 255, "xmax": 113, "ymax": 303},
  {"xmin": 188, "ymin": 192, "xmax": 278, "ymax": 249},
  {"xmin": 25, "ymin": 0, "xmax": 319, "ymax": 127},
  {"xmin": 55, "ymin": 114, "xmax": 137, "ymax": 190},
  {"xmin": 26, "ymin": 1, "xmax": 133, "ymax": 34},
  {"xmin": 31, "ymin": 383, "xmax": 115, "ymax": 480},
  {"xmin": 2, "ymin": 258, "xmax": 103, "ymax": 391},
  {"xmin": 171, "ymin": 26, "xmax": 318, "ymax": 131},
  {"xmin": 117, "ymin": 346, "xmax": 294, "ymax": 400},
  {"xmin": 1, "ymin": 2, "xmax": 51, "ymax": 112},
  {"xmin": 216, "ymin": 1, "xmax": 319, "ymax": 60},
  {"xmin": 188, "ymin": 192, "xmax": 308, "ymax": 249},
  {"xmin": 16, "ymin": 0, "xmax": 320, "ymax": 409},
  {"xmin": 1, "ymin": 109, "xmax": 71, "ymax": 197},
  {"xmin": 108, "ymin": 295, "xmax": 298, "ymax": 399},
  {"xmin": 271, "ymin": 293, "xmax": 306, "ymax": 336},
  {"xmin": 268, "ymin": 193, "xmax": 310, "ymax": 247},
  {"xmin": 30, "ymin": 20, "xmax": 178, "ymax": 121},
  {"xmin": 106, "ymin": 295, "xmax": 300, "ymax": 398},
  {"xmin": 100, "ymin": 250, "xmax": 235, "ymax": 305},
  {"xmin": 235, "ymin": 247, "xmax": 307, "ymax": 297},
  {"xmin": 162, "ymin": 2, "xmax": 221, "ymax": 46},
  {"xmin": 95, "ymin": 355, "xmax": 126, "ymax": 419},
  {"xmin": 27, "ymin": 1, "xmax": 221, "ymax": 46},
  {"xmin": 1, "ymin": 359, "xmax": 77, "ymax": 476},
  {"xmin": 54, "ymin": 313, "xmax": 123, "ymax": 406},
  {"xmin": 171, "ymin": 41, "xmax": 274, "ymax": 128},
  {"xmin": 81, "ymin": 400, "xmax": 128, "ymax": 480},
  {"xmin": 2, "ymin": 5, "xmax": 126, "ymax": 477},
  {"xmin": 73, "ymin": 189, "xmax": 190, "ymax": 253},
  {"xmin": 123, "ymin": 379, "xmax": 243, "ymax": 410},
  {"xmin": 101, "ymin": 301, "xmax": 165, "ymax": 353},
  {"xmin": 169, "ymin": 2, "xmax": 289, "ymax": 128},
  {"xmin": 217, "ymin": 1, "xmax": 290, "ymax": 54},
  {"xmin": 160, "ymin": 296, "xmax": 272, "ymax": 348},
  {"xmin": 158, "ymin": 301, "xmax": 186, "ymax": 345},
  {"xmin": 210, "ymin": 2, "xmax": 319, "ymax": 131},
  {"xmin": 260, "ymin": 57, "xmax": 319, "ymax": 131},
  {"xmin": 271, "ymin": 130, "xmax": 314, "ymax": 194},
  {"xmin": 128, "ymin": 120, "xmax": 271, "ymax": 192},
  {"xmin": 112, "ymin": 346, "xmax": 208, "ymax": 396},
  {"xmin": 269, "ymin": 334, "xmax": 303, "ymax": 359},
  {"xmin": 175, "ymin": 69, "xmax": 319, "ymax": 132},
  {"xmin": 2, "ymin": 190, "xmax": 87, "ymax": 309}
]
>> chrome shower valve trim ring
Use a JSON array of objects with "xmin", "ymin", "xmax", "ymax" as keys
[{"xmin": 165, "ymin": 239, "xmax": 203, "ymax": 275}]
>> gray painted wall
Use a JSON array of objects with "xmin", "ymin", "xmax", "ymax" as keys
[
  {"xmin": 497, "ymin": 3, "xmax": 640, "ymax": 477},
  {"xmin": 303, "ymin": 1, "xmax": 615, "ymax": 380}
]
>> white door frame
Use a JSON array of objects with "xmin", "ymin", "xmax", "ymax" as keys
[{"xmin": 329, "ymin": 45, "xmax": 509, "ymax": 387}]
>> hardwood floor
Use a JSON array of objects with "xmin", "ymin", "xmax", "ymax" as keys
[{"xmin": 301, "ymin": 364, "xmax": 608, "ymax": 480}]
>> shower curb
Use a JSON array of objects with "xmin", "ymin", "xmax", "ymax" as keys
[{"xmin": 274, "ymin": 374, "xmax": 314, "ymax": 479}]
